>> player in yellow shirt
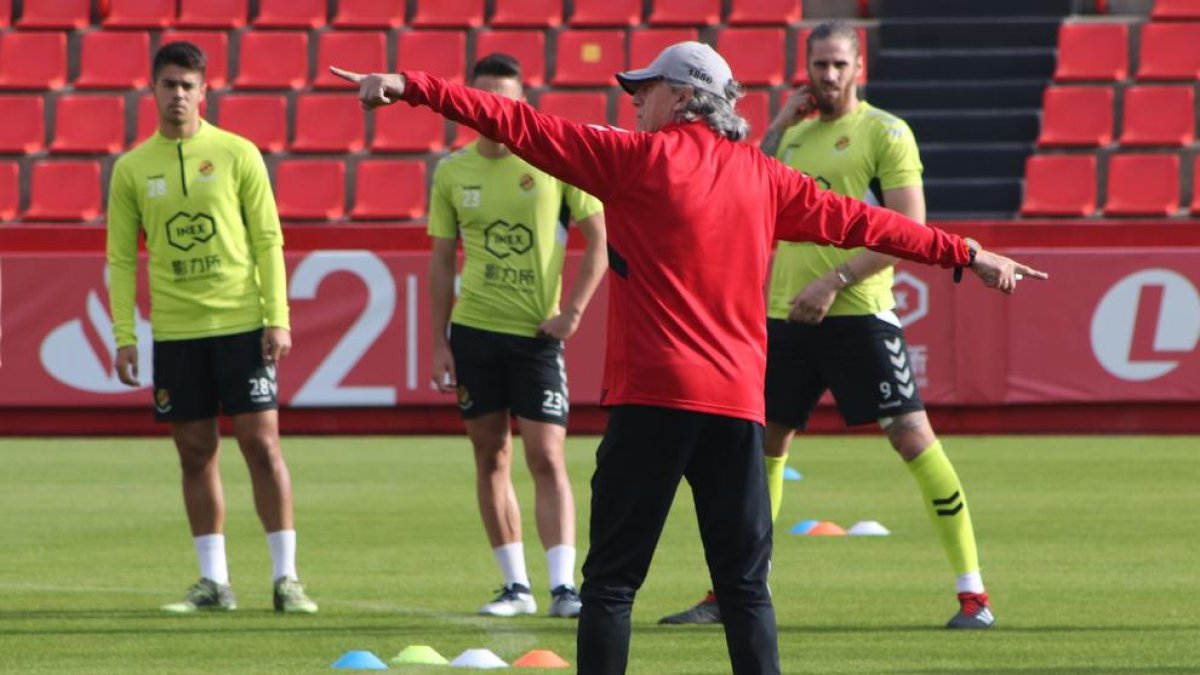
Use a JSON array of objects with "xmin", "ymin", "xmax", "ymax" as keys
[
  {"xmin": 106, "ymin": 42, "xmax": 316, "ymax": 614},
  {"xmin": 661, "ymin": 21, "xmax": 993, "ymax": 629},
  {"xmin": 427, "ymin": 54, "xmax": 607, "ymax": 618}
]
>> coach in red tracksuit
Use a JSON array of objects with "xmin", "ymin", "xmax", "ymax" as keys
[{"xmin": 332, "ymin": 43, "xmax": 1042, "ymax": 675}]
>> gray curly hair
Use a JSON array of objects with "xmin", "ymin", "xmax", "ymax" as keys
[{"xmin": 668, "ymin": 79, "xmax": 750, "ymax": 142}]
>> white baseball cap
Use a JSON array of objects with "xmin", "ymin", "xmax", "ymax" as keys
[{"xmin": 616, "ymin": 41, "xmax": 734, "ymax": 99}]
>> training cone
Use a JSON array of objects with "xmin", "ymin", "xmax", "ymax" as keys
[
  {"xmin": 450, "ymin": 648, "xmax": 508, "ymax": 669},
  {"xmin": 512, "ymin": 649, "xmax": 570, "ymax": 669},
  {"xmin": 847, "ymin": 520, "xmax": 890, "ymax": 536},
  {"xmin": 805, "ymin": 521, "xmax": 846, "ymax": 536},
  {"xmin": 789, "ymin": 519, "xmax": 819, "ymax": 535},
  {"xmin": 332, "ymin": 650, "xmax": 389, "ymax": 670},
  {"xmin": 783, "ymin": 466, "xmax": 803, "ymax": 481},
  {"xmin": 391, "ymin": 645, "xmax": 449, "ymax": 665}
]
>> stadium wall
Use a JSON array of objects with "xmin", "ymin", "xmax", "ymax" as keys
[{"xmin": 1, "ymin": 220, "xmax": 1198, "ymax": 435}]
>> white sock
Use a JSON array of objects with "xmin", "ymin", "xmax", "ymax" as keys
[
  {"xmin": 493, "ymin": 543, "xmax": 530, "ymax": 590},
  {"xmin": 194, "ymin": 534, "xmax": 229, "ymax": 585},
  {"xmin": 956, "ymin": 571, "xmax": 985, "ymax": 594},
  {"xmin": 267, "ymin": 529, "xmax": 297, "ymax": 582},
  {"xmin": 545, "ymin": 544, "xmax": 576, "ymax": 590}
]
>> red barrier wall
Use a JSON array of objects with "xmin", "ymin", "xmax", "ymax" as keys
[{"xmin": 2, "ymin": 221, "xmax": 1198, "ymax": 434}]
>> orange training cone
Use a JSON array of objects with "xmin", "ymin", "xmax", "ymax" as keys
[
  {"xmin": 805, "ymin": 521, "xmax": 846, "ymax": 536},
  {"xmin": 513, "ymin": 649, "xmax": 571, "ymax": 669}
]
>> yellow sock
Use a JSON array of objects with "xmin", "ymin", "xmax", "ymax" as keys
[
  {"xmin": 764, "ymin": 454, "xmax": 788, "ymax": 524},
  {"xmin": 905, "ymin": 440, "xmax": 980, "ymax": 576}
]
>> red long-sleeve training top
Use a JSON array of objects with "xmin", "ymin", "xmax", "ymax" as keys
[{"xmin": 401, "ymin": 72, "xmax": 972, "ymax": 424}]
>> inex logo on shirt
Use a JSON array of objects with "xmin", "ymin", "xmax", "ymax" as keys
[
  {"xmin": 166, "ymin": 212, "xmax": 217, "ymax": 251},
  {"xmin": 484, "ymin": 220, "xmax": 533, "ymax": 259}
]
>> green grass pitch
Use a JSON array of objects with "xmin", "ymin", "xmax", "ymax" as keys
[{"xmin": 0, "ymin": 435, "xmax": 1196, "ymax": 673}]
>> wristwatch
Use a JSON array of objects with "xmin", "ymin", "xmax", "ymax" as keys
[{"xmin": 953, "ymin": 238, "xmax": 980, "ymax": 284}]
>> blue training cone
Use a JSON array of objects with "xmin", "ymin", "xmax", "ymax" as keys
[
  {"xmin": 783, "ymin": 466, "xmax": 803, "ymax": 481},
  {"xmin": 789, "ymin": 519, "xmax": 819, "ymax": 535},
  {"xmin": 332, "ymin": 650, "xmax": 389, "ymax": 670}
]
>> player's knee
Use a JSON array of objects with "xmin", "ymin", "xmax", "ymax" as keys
[
  {"xmin": 175, "ymin": 443, "xmax": 218, "ymax": 474},
  {"xmin": 882, "ymin": 413, "xmax": 935, "ymax": 460},
  {"xmin": 239, "ymin": 435, "xmax": 283, "ymax": 472}
]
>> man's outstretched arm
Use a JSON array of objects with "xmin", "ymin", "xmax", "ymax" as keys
[{"xmin": 329, "ymin": 67, "xmax": 641, "ymax": 203}]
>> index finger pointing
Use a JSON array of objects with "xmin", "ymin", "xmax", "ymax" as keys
[
  {"xmin": 328, "ymin": 66, "xmax": 364, "ymax": 84},
  {"xmin": 1017, "ymin": 265, "xmax": 1049, "ymax": 281}
]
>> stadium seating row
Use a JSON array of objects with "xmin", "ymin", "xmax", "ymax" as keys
[
  {"xmin": 0, "ymin": 86, "xmax": 779, "ymax": 155},
  {"xmin": 1021, "ymin": 153, "xmax": 1200, "ymax": 217},
  {"xmin": 0, "ymin": 26, "xmax": 857, "ymax": 91},
  {"xmin": 0, "ymin": 0, "xmax": 802, "ymax": 30},
  {"xmin": 1038, "ymin": 84, "xmax": 1197, "ymax": 147},
  {"xmin": 1152, "ymin": 0, "xmax": 1200, "ymax": 20},
  {"xmin": 0, "ymin": 158, "xmax": 429, "ymax": 222},
  {"xmin": 1054, "ymin": 21, "xmax": 1200, "ymax": 82}
]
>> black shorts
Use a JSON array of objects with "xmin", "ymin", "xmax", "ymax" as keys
[
  {"xmin": 449, "ymin": 323, "xmax": 569, "ymax": 425},
  {"xmin": 151, "ymin": 328, "xmax": 277, "ymax": 422},
  {"xmin": 764, "ymin": 315, "xmax": 925, "ymax": 430}
]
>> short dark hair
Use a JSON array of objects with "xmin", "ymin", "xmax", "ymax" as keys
[
  {"xmin": 472, "ymin": 53, "xmax": 522, "ymax": 81},
  {"xmin": 806, "ymin": 20, "xmax": 860, "ymax": 57},
  {"xmin": 153, "ymin": 41, "xmax": 206, "ymax": 80}
]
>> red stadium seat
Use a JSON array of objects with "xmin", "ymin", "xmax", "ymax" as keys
[
  {"xmin": 102, "ymin": 0, "xmax": 175, "ymax": 28},
  {"xmin": 313, "ymin": 31, "xmax": 388, "ymax": 89},
  {"xmin": 50, "ymin": 95, "xmax": 126, "ymax": 154},
  {"xmin": 0, "ymin": 0, "xmax": 9, "ymax": 28},
  {"xmin": 275, "ymin": 159, "xmax": 346, "ymax": 220},
  {"xmin": 1191, "ymin": 155, "xmax": 1200, "ymax": 215},
  {"xmin": 235, "ymin": 31, "xmax": 309, "ymax": 90},
  {"xmin": 160, "ymin": 32, "xmax": 229, "ymax": 89},
  {"xmin": 332, "ymin": 0, "xmax": 406, "ymax": 28},
  {"xmin": 1153, "ymin": 0, "xmax": 1200, "ymax": 20},
  {"xmin": 411, "ymin": 0, "xmax": 483, "ymax": 27},
  {"xmin": 217, "ymin": 94, "xmax": 287, "ymax": 153},
  {"xmin": 0, "ymin": 32, "xmax": 67, "ymax": 90},
  {"xmin": 178, "ymin": 0, "xmax": 247, "ymax": 28},
  {"xmin": 0, "ymin": 96, "xmax": 46, "ymax": 154},
  {"xmin": 490, "ymin": 0, "xmax": 562, "ymax": 27},
  {"xmin": 75, "ymin": 31, "xmax": 152, "ymax": 90},
  {"xmin": 1019, "ymin": 154, "xmax": 1097, "ymax": 217},
  {"xmin": 16, "ymin": 0, "xmax": 89, "ymax": 28},
  {"xmin": 1137, "ymin": 22, "xmax": 1200, "ymax": 80},
  {"xmin": 539, "ymin": 91, "xmax": 609, "ymax": 124},
  {"xmin": 254, "ymin": 0, "xmax": 326, "ymax": 27},
  {"xmin": 24, "ymin": 160, "xmax": 103, "ymax": 221},
  {"xmin": 739, "ymin": 89, "xmax": 769, "ymax": 144},
  {"xmin": 1104, "ymin": 154, "xmax": 1180, "ymax": 216},
  {"xmin": 372, "ymin": 105, "xmax": 446, "ymax": 152},
  {"xmin": 553, "ymin": 30, "xmax": 625, "ymax": 86},
  {"xmin": 794, "ymin": 27, "xmax": 867, "ymax": 84},
  {"xmin": 728, "ymin": 0, "xmax": 801, "ymax": 25},
  {"xmin": 718, "ymin": 28, "xmax": 786, "ymax": 86},
  {"xmin": 0, "ymin": 161, "xmax": 17, "ymax": 221},
  {"xmin": 630, "ymin": 29, "xmax": 699, "ymax": 69},
  {"xmin": 569, "ymin": 0, "xmax": 641, "ymax": 26},
  {"xmin": 648, "ymin": 0, "xmax": 721, "ymax": 26},
  {"xmin": 352, "ymin": 159, "xmax": 428, "ymax": 219},
  {"xmin": 1119, "ymin": 85, "xmax": 1195, "ymax": 146},
  {"xmin": 291, "ymin": 95, "xmax": 365, "ymax": 153},
  {"xmin": 1053, "ymin": 23, "xmax": 1128, "ymax": 82},
  {"xmin": 476, "ymin": 30, "xmax": 547, "ymax": 87},
  {"xmin": 396, "ymin": 30, "xmax": 467, "ymax": 84},
  {"xmin": 1036, "ymin": 86, "xmax": 1114, "ymax": 147}
]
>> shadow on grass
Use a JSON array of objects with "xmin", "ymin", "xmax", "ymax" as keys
[
  {"xmin": 775, "ymin": 624, "xmax": 1199, "ymax": 635},
  {"xmin": 893, "ymin": 670, "xmax": 1200, "ymax": 675}
]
